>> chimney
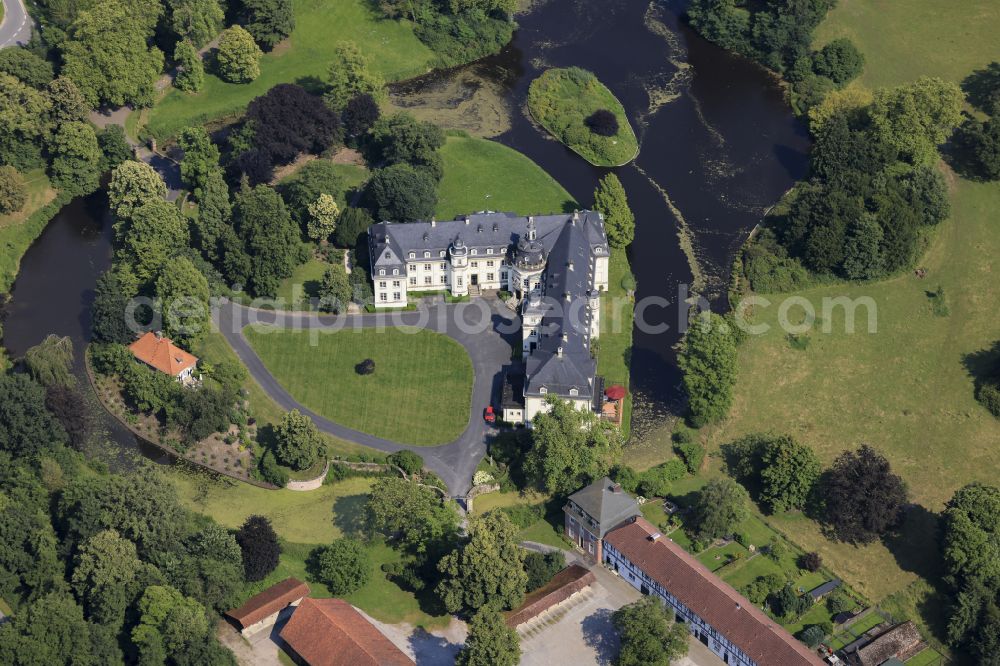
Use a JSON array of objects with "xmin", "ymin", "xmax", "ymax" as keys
[
  {"xmin": 568, "ymin": 261, "xmax": 574, "ymax": 272},
  {"xmin": 649, "ymin": 532, "xmax": 663, "ymax": 542},
  {"xmin": 557, "ymin": 346, "xmax": 563, "ymax": 358},
  {"xmin": 561, "ymin": 333, "xmax": 568, "ymax": 342},
  {"xmin": 611, "ymin": 482, "xmax": 621, "ymax": 493},
  {"xmin": 431, "ymin": 217, "xmax": 437, "ymax": 227},
  {"xmin": 465, "ymin": 216, "xmax": 470, "ymax": 225}
]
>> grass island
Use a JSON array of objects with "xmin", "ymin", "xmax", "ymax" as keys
[
  {"xmin": 244, "ymin": 326, "xmax": 473, "ymax": 446},
  {"xmin": 527, "ymin": 67, "xmax": 639, "ymax": 167}
]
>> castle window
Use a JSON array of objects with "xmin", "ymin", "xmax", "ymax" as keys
[
  {"xmin": 471, "ymin": 261, "xmax": 478, "ymax": 268},
  {"xmin": 393, "ymin": 292, "xmax": 401, "ymax": 301},
  {"xmin": 379, "ymin": 269, "xmax": 385, "ymax": 276},
  {"xmin": 487, "ymin": 260, "xmax": 494, "ymax": 267},
  {"xmin": 379, "ymin": 293, "xmax": 387, "ymax": 302},
  {"xmin": 440, "ymin": 250, "xmax": 446, "ymax": 257},
  {"xmin": 392, "ymin": 281, "xmax": 401, "ymax": 288},
  {"xmin": 487, "ymin": 273, "xmax": 494, "ymax": 282},
  {"xmin": 440, "ymin": 275, "xmax": 446, "ymax": 284},
  {"xmin": 424, "ymin": 263, "xmax": 431, "ymax": 270},
  {"xmin": 409, "ymin": 277, "xmax": 416, "ymax": 286},
  {"xmin": 487, "ymin": 248, "xmax": 494, "ymax": 255},
  {"xmin": 471, "ymin": 249, "xmax": 478, "ymax": 255},
  {"xmin": 378, "ymin": 281, "xmax": 386, "ymax": 288},
  {"xmin": 424, "ymin": 275, "xmax": 432, "ymax": 285},
  {"xmin": 540, "ymin": 387, "xmax": 547, "ymax": 395},
  {"xmin": 409, "ymin": 252, "xmax": 415, "ymax": 259},
  {"xmin": 570, "ymin": 388, "xmax": 579, "ymax": 396},
  {"xmin": 440, "ymin": 262, "xmax": 447, "ymax": 270},
  {"xmin": 392, "ymin": 268, "xmax": 399, "ymax": 275},
  {"xmin": 424, "ymin": 251, "xmax": 430, "ymax": 258}
]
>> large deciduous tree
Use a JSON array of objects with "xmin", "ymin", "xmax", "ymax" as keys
[
  {"xmin": 45, "ymin": 77, "xmax": 89, "ymax": 125},
  {"xmin": 279, "ymin": 159, "xmax": 345, "ymax": 226},
  {"xmin": 341, "ymin": 93, "xmax": 381, "ymax": 139},
  {"xmin": 243, "ymin": 84, "xmax": 340, "ymax": 173},
  {"xmin": 365, "ymin": 477, "xmax": 459, "ymax": 555},
  {"xmin": 71, "ymin": 529, "xmax": 149, "ymax": 627},
  {"xmin": 0, "ymin": 48, "xmax": 54, "ymax": 88},
  {"xmin": 525, "ymin": 397, "xmax": 623, "ymax": 495},
  {"xmin": 0, "ymin": 592, "xmax": 97, "ymax": 665},
  {"xmin": 178, "ymin": 126, "xmax": 221, "ymax": 194},
  {"xmin": 60, "ymin": 0, "xmax": 165, "ymax": 108},
  {"xmin": 310, "ymin": 538, "xmax": 371, "ymax": 595},
  {"xmin": 677, "ymin": 312, "xmax": 739, "ymax": 427},
  {"xmin": 0, "ymin": 374, "xmax": 68, "ymax": 457},
  {"xmin": 0, "ymin": 73, "xmax": 50, "ymax": 170},
  {"xmin": 436, "ymin": 511, "xmax": 527, "ymax": 614},
  {"xmin": 166, "ymin": 0, "xmax": 225, "ymax": 48},
  {"xmin": 869, "ymin": 77, "xmax": 964, "ymax": 165},
  {"xmin": 240, "ymin": 0, "xmax": 295, "ymax": 50},
  {"xmin": 325, "ymin": 41, "xmax": 385, "ymax": 111},
  {"xmin": 593, "ymin": 173, "xmax": 634, "ymax": 249},
  {"xmin": 822, "ymin": 445, "xmax": 907, "ymax": 544},
  {"xmin": 155, "ymin": 256, "xmax": 211, "ymax": 343},
  {"xmin": 0, "ymin": 166, "xmax": 28, "ymax": 215},
  {"xmin": 366, "ymin": 113, "xmax": 444, "ymax": 180},
  {"xmin": 47, "ymin": 122, "xmax": 102, "ymax": 195},
  {"xmin": 456, "ymin": 607, "xmax": 521, "ymax": 666},
  {"xmin": 693, "ymin": 477, "xmax": 749, "ymax": 541},
  {"xmin": 173, "ymin": 41, "xmax": 205, "ymax": 94},
  {"xmin": 231, "ymin": 184, "xmax": 301, "ymax": 296},
  {"xmin": 367, "ymin": 163, "xmax": 437, "ymax": 222},
  {"xmin": 273, "ymin": 409, "xmax": 325, "ymax": 471},
  {"xmin": 612, "ymin": 596, "xmax": 689, "ymax": 666},
  {"xmin": 235, "ymin": 515, "xmax": 281, "ymax": 582},
  {"xmin": 108, "ymin": 161, "xmax": 167, "ymax": 225},
  {"xmin": 117, "ymin": 199, "xmax": 190, "ymax": 282},
  {"xmin": 215, "ymin": 25, "xmax": 262, "ymax": 83}
]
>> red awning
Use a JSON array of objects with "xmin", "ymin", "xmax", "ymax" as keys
[{"xmin": 605, "ymin": 385, "xmax": 627, "ymax": 401}]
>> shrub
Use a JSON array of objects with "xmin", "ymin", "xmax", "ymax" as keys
[
  {"xmin": 979, "ymin": 382, "xmax": 1000, "ymax": 418},
  {"xmin": 611, "ymin": 464, "xmax": 641, "ymax": 493},
  {"xmin": 355, "ymin": 358, "xmax": 376, "ymax": 375},
  {"xmin": 798, "ymin": 625, "xmax": 826, "ymax": 648},
  {"xmin": 499, "ymin": 504, "xmax": 544, "ymax": 530},
  {"xmin": 387, "ymin": 450, "xmax": 424, "ymax": 475},
  {"xmin": 585, "ymin": 109, "xmax": 619, "ymax": 136},
  {"xmin": 524, "ymin": 551, "xmax": 565, "ymax": 591},
  {"xmin": 366, "ymin": 163, "xmax": 437, "ymax": 222},
  {"xmin": 675, "ymin": 441, "xmax": 705, "ymax": 474},
  {"xmin": 215, "ymin": 26, "xmax": 262, "ymax": 83},
  {"xmin": 258, "ymin": 450, "xmax": 288, "ymax": 487},
  {"xmin": 826, "ymin": 591, "xmax": 853, "ymax": 615},
  {"xmin": 800, "ymin": 551, "xmax": 822, "ymax": 572},
  {"xmin": 236, "ymin": 515, "xmax": 281, "ymax": 582},
  {"xmin": 310, "ymin": 538, "xmax": 371, "ymax": 595}
]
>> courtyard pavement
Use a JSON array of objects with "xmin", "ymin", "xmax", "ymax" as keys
[{"xmin": 215, "ymin": 298, "xmax": 519, "ymax": 496}]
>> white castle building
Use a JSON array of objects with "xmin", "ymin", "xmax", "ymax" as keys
[{"xmin": 368, "ymin": 211, "xmax": 611, "ymax": 424}]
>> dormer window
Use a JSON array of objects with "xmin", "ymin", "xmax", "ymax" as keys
[
  {"xmin": 409, "ymin": 252, "xmax": 415, "ymax": 259},
  {"xmin": 539, "ymin": 387, "xmax": 547, "ymax": 395},
  {"xmin": 487, "ymin": 248, "xmax": 494, "ymax": 255},
  {"xmin": 392, "ymin": 268, "xmax": 399, "ymax": 275},
  {"xmin": 439, "ymin": 250, "xmax": 446, "ymax": 257},
  {"xmin": 471, "ymin": 249, "xmax": 478, "ymax": 255},
  {"xmin": 569, "ymin": 388, "xmax": 579, "ymax": 396},
  {"xmin": 424, "ymin": 251, "xmax": 430, "ymax": 258}
]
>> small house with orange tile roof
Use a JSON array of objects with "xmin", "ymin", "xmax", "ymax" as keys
[
  {"xmin": 128, "ymin": 331, "xmax": 200, "ymax": 384},
  {"xmin": 279, "ymin": 598, "xmax": 414, "ymax": 666}
]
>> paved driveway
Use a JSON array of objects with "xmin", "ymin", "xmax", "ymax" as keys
[
  {"xmin": 215, "ymin": 299, "xmax": 519, "ymax": 496},
  {"xmin": 0, "ymin": 0, "xmax": 32, "ymax": 47}
]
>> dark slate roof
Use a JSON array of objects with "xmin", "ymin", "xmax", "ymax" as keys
[
  {"xmin": 565, "ymin": 477, "xmax": 640, "ymax": 536},
  {"xmin": 501, "ymin": 368, "xmax": 525, "ymax": 409},
  {"xmin": 808, "ymin": 579, "xmax": 842, "ymax": 600}
]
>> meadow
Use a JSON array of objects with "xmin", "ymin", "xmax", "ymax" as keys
[{"xmin": 0, "ymin": 170, "xmax": 59, "ymax": 293}]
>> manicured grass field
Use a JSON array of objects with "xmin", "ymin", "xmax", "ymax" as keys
[
  {"xmin": 0, "ymin": 170, "xmax": 58, "ymax": 292},
  {"xmin": 273, "ymin": 258, "xmax": 331, "ymax": 310},
  {"xmin": 244, "ymin": 326, "xmax": 474, "ymax": 445},
  {"xmin": 814, "ymin": 0, "xmax": 1000, "ymax": 88},
  {"xmin": 145, "ymin": 0, "xmax": 435, "ymax": 139},
  {"xmin": 435, "ymin": 134, "xmax": 576, "ymax": 219},
  {"xmin": 598, "ymin": 249, "xmax": 635, "ymax": 434},
  {"xmin": 527, "ymin": 67, "xmax": 638, "ymax": 167}
]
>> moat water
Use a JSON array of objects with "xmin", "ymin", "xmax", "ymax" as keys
[{"xmin": 2, "ymin": 0, "xmax": 808, "ymax": 452}]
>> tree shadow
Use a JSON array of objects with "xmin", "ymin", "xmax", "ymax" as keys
[
  {"xmin": 407, "ymin": 627, "xmax": 463, "ymax": 666},
  {"xmin": 581, "ymin": 607, "xmax": 618, "ymax": 666},
  {"xmin": 295, "ymin": 75, "xmax": 330, "ymax": 97},
  {"xmin": 562, "ymin": 199, "xmax": 580, "ymax": 213},
  {"xmin": 961, "ymin": 340, "xmax": 1000, "ymax": 395},
  {"xmin": 332, "ymin": 494, "xmax": 369, "ymax": 536},
  {"xmin": 961, "ymin": 62, "xmax": 1000, "ymax": 114}
]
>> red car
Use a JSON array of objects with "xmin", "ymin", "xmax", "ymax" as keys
[{"xmin": 483, "ymin": 406, "xmax": 496, "ymax": 423}]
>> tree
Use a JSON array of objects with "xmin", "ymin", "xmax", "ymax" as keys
[
  {"xmin": 306, "ymin": 193, "xmax": 340, "ymax": 241},
  {"xmin": 0, "ymin": 166, "xmax": 27, "ymax": 215},
  {"xmin": 366, "ymin": 113, "xmax": 445, "ymax": 179},
  {"xmin": 279, "ymin": 159, "xmax": 346, "ymax": 226},
  {"xmin": 166, "ymin": 0, "xmax": 224, "ymax": 48},
  {"xmin": 342, "ymin": 93, "xmax": 381, "ymax": 139},
  {"xmin": 799, "ymin": 625, "xmax": 826, "ymax": 648},
  {"xmin": 800, "ymin": 551, "xmax": 822, "ymax": 572},
  {"xmin": 45, "ymin": 77, "xmax": 89, "ymax": 124},
  {"xmin": 60, "ymin": 0, "xmax": 165, "ymax": 107},
  {"xmin": 310, "ymin": 538, "xmax": 370, "ymax": 595},
  {"xmin": 243, "ymin": 83, "xmax": 341, "ymax": 170},
  {"xmin": 215, "ymin": 25, "xmax": 262, "ymax": 83},
  {"xmin": 325, "ymin": 41, "xmax": 385, "ymax": 110},
  {"xmin": 173, "ymin": 40, "xmax": 205, "ymax": 93},
  {"xmin": 823, "ymin": 445, "xmax": 907, "ymax": 544},
  {"xmin": 0, "ymin": 374, "xmax": 67, "ymax": 457},
  {"xmin": 367, "ymin": 163, "xmax": 437, "ymax": 222},
  {"xmin": 240, "ymin": 0, "xmax": 295, "ymax": 50},
  {"xmin": 593, "ymin": 173, "xmax": 634, "ymax": 248},
  {"xmin": 232, "ymin": 184, "xmax": 302, "ymax": 296},
  {"xmin": 334, "ymin": 206, "xmax": 374, "ymax": 248},
  {"xmin": 758, "ymin": 435, "xmax": 821, "ymax": 513},
  {"xmin": 131, "ymin": 585, "xmax": 233, "ymax": 664},
  {"xmin": 842, "ymin": 212, "xmax": 884, "ymax": 280},
  {"xmin": 957, "ymin": 114, "xmax": 1000, "ymax": 181},
  {"xmin": 811, "ymin": 38, "xmax": 864, "ymax": 85},
  {"xmin": 273, "ymin": 409, "xmax": 325, "ymax": 470},
  {"xmin": 677, "ymin": 312, "xmax": 739, "ymax": 427},
  {"xmin": 192, "ymin": 168, "xmax": 231, "ymax": 261},
  {"xmin": 807, "ymin": 86, "xmax": 873, "ymax": 133},
  {"xmin": 92, "ymin": 269, "xmax": 138, "ymax": 343},
  {"xmin": 118, "ymin": 199, "xmax": 190, "ymax": 282},
  {"xmin": 178, "ymin": 126, "xmax": 220, "ymax": 194},
  {"xmin": 48, "ymin": 122, "xmax": 102, "ymax": 195},
  {"xmin": 235, "ymin": 515, "xmax": 280, "ymax": 581},
  {"xmin": 355, "ymin": 358, "xmax": 376, "ymax": 375},
  {"xmin": 457, "ymin": 607, "xmax": 520, "ymax": 666},
  {"xmin": 22, "ymin": 334, "xmax": 75, "ymax": 388},
  {"xmin": 365, "ymin": 477, "xmax": 458, "ymax": 555},
  {"xmin": 156, "ymin": 256, "xmax": 211, "ymax": 343},
  {"xmin": 612, "ymin": 596, "xmax": 688, "ymax": 666},
  {"xmin": 386, "ymin": 450, "xmax": 424, "ymax": 475},
  {"xmin": 318, "ymin": 263, "xmax": 352, "ymax": 313},
  {"xmin": 585, "ymin": 109, "xmax": 619, "ymax": 136},
  {"xmin": 525, "ymin": 397, "xmax": 623, "ymax": 495},
  {"xmin": 693, "ymin": 477, "xmax": 749, "ymax": 541},
  {"xmin": 108, "ymin": 161, "xmax": 167, "ymax": 224},
  {"xmin": 0, "ymin": 593, "xmax": 96, "ymax": 665},
  {"xmin": 0, "ymin": 48, "xmax": 53, "ymax": 88},
  {"xmin": 523, "ymin": 550, "xmax": 564, "ymax": 591},
  {"xmin": 71, "ymin": 529, "xmax": 148, "ymax": 627},
  {"xmin": 97, "ymin": 125, "xmax": 133, "ymax": 172},
  {"xmin": 0, "ymin": 73, "xmax": 50, "ymax": 171},
  {"xmin": 869, "ymin": 77, "xmax": 964, "ymax": 165},
  {"xmin": 437, "ymin": 511, "xmax": 527, "ymax": 613}
]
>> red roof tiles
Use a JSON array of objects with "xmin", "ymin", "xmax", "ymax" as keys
[
  {"xmin": 605, "ymin": 517, "xmax": 825, "ymax": 666},
  {"xmin": 226, "ymin": 578, "xmax": 310, "ymax": 629},
  {"xmin": 129, "ymin": 331, "xmax": 198, "ymax": 376},
  {"xmin": 505, "ymin": 564, "xmax": 595, "ymax": 627},
  {"xmin": 279, "ymin": 598, "xmax": 414, "ymax": 666}
]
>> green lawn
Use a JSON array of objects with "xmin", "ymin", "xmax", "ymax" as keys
[
  {"xmin": 145, "ymin": 0, "xmax": 435, "ymax": 139},
  {"xmin": 697, "ymin": 542, "xmax": 748, "ymax": 573},
  {"xmin": 598, "ymin": 249, "xmax": 635, "ymax": 435},
  {"xmin": 469, "ymin": 490, "xmax": 572, "ymax": 549},
  {"xmin": 527, "ymin": 68, "xmax": 638, "ymax": 167},
  {"xmin": 435, "ymin": 134, "xmax": 577, "ymax": 219},
  {"xmin": 0, "ymin": 597, "xmax": 12, "ymax": 616},
  {"xmin": 274, "ymin": 258, "xmax": 332, "ymax": 310},
  {"xmin": 814, "ymin": 0, "xmax": 1000, "ymax": 88},
  {"xmin": 0, "ymin": 170, "xmax": 59, "ymax": 293},
  {"xmin": 244, "ymin": 326, "xmax": 473, "ymax": 445}
]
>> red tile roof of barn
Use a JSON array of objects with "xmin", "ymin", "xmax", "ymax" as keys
[
  {"xmin": 279, "ymin": 598, "xmax": 414, "ymax": 666},
  {"xmin": 128, "ymin": 331, "xmax": 198, "ymax": 376},
  {"xmin": 605, "ymin": 517, "xmax": 825, "ymax": 666},
  {"xmin": 225, "ymin": 578, "xmax": 310, "ymax": 629}
]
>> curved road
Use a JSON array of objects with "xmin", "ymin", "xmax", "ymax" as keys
[
  {"xmin": 216, "ymin": 299, "xmax": 520, "ymax": 497},
  {"xmin": 0, "ymin": 0, "xmax": 32, "ymax": 48}
]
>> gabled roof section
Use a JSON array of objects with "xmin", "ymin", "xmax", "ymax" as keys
[
  {"xmin": 279, "ymin": 598, "xmax": 413, "ymax": 666},
  {"xmin": 566, "ymin": 477, "xmax": 640, "ymax": 535},
  {"xmin": 605, "ymin": 517, "xmax": 826, "ymax": 666},
  {"xmin": 225, "ymin": 578, "xmax": 309, "ymax": 629},
  {"xmin": 128, "ymin": 332, "xmax": 199, "ymax": 376}
]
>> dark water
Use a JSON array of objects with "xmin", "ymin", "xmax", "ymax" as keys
[
  {"xmin": 392, "ymin": 0, "xmax": 810, "ymax": 438},
  {"xmin": 2, "ymin": 0, "xmax": 808, "ymax": 450}
]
